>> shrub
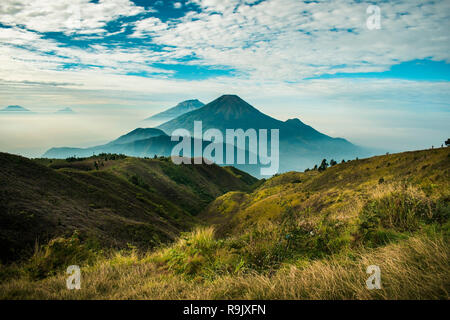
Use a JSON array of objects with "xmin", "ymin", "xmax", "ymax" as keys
[
  {"xmin": 153, "ymin": 227, "xmax": 241, "ymax": 279},
  {"xmin": 25, "ymin": 233, "xmax": 97, "ymax": 280},
  {"xmin": 129, "ymin": 174, "xmax": 151, "ymax": 191},
  {"xmin": 358, "ymin": 192, "xmax": 448, "ymax": 247}
]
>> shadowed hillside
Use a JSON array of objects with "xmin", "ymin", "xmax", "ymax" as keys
[{"xmin": 0, "ymin": 152, "xmax": 257, "ymax": 263}]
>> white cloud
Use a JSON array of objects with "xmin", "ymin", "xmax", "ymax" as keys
[
  {"xmin": 2, "ymin": 0, "xmax": 449, "ymax": 83},
  {"xmin": 135, "ymin": 0, "xmax": 450, "ymax": 80},
  {"xmin": 0, "ymin": 0, "xmax": 146, "ymax": 35}
]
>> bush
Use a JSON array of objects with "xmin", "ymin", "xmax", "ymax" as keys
[
  {"xmin": 153, "ymin": 227, "xmax": 241, "ymax": 279},
  {"xmin": 358, "ymin": 192, "xmax": 448, "ymax": 247},
  {"xmin": 129, "ymin": 174, "xmax": 151, "ymax": 191},
  {"xmin": 25, "ymin": 233, "xmax": 97, "ymax": 280}
]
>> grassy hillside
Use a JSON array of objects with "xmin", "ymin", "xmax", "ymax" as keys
[
  {"xmin": 0, "ymin": 148, "xmax": 448, "ymax": 299},
  {"xmin": 203, "ymin": 148, "xmax": 450, "ymax": 238},
  {"xmin": 0, "ymin": 153, "xmax": 257, "ymax": 263}
]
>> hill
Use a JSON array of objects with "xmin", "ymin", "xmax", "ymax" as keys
[
  {"xmin": 43, "ymin": 130, "xmax": 263, "ymax": 177},
  {"xmin": 0, "ymin": 148, "xmax": 448, "ymax": 299},
  {"xmin": 202, "ymin": 147, "xmax": 450, "ymax": 237},
  {"xmin": 144, "ymin": 99, "xmax": 204, "ymax": 122},
  {"xmin": 0, "ymin": 152, "xmax": 257, "ymax": 263}
]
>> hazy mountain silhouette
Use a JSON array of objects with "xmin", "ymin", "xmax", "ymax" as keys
[
  {"xmin": 44, "ymin": 95, "xmax": 370, "ymax": 176},
  {"xmin": 144, "ymin": 99, "xmax": 204, "ymax": 122},
  {"xmin": 43, "ymin": 128, "xmax": 169, "ymax": 158},
  {"xmin": 159, "ymin": 95, "xmax": 331, "ymax": 139},
  {"xmin": 0, "ymin": 105, "xmax": 32, "ymax": 113},
  {"xmin": 157, "ymin": 95, "xmax": 369, "ymax": 172},
  {"xmin": 55, "ymin": 107, "xmax": 75, "ymax": 114},
  {"xmin": 107, "ymin": 128, "xmax": 166, "ymax": 145}
]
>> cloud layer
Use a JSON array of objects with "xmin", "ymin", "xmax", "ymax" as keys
[{"xmin": 0, "ymin": 0, "xmax": 449, "ymax": 154}]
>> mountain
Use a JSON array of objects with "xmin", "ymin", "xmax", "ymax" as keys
[
  {"xmin": 157, "ymin": 95, "xmax": 369, "ymax": 173},
  {"xmin": 158, "ymin": 95, "xmax": 329, "ymax": 137},
  {"xmin": 107, "ymin": 128, "xmax": 166, "ymax": 145},
  {"xmin": 43, "ymin": 128, "xmax": 169, "ymax": 158},
  {"xmin": 0, "ymin": 105, "xmax": 31, "ymax": 112},
  {"xmin": 44, "ymin": 95, "xmax": 370, "ymax": 176},
  {"xmin": 144, "ymin": 99, "xmax": 204, "ymax": 122},
  {"xmin": 55, "ymin": 107, "xmax": 75, "ymax": 114},
  {"xmin": 0, "ymin": 152, "xmax": 257, "ymax": 263}
]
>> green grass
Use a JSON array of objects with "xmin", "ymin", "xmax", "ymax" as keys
[{"xmin": 0, "ymin": 152, "xmax": 256, "ymax": 263}]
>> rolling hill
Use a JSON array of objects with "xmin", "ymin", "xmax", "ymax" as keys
[
  {"xmin": 202, "ymin": 147, "xmax": 450, "ymax": 237},
  {"xmin": 0, "ymin": 152, "xmax": 257, "ymax": 263}
]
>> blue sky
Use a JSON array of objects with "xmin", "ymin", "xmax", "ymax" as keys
[
  {"xmin": 309, "ymin": 60, "xmax": 450, "ymax": 81},
  {"xmin": 0, "ymin": 0, "xmax": 449, "ymax": 156}
]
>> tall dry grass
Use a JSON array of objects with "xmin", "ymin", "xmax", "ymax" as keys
[{"xmin": 1, "ymin": 234, "xmax": 447, "ymax": 300}]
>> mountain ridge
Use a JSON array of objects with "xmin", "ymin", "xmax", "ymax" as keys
[{"xmin": 145, "ymin": 99, "xmax": 204, "ymax": 122}]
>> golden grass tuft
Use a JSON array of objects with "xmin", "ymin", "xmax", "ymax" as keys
[{"xmin": 0, "ymin": 234, "xmax": 448, "ymax": 300}]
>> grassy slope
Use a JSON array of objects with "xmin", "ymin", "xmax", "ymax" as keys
[
  {"xmin": 1, "ymin": 234, "xmax": 446, "ymax": 299},
  {"xmin": 0, "ymin": 153, "xmax": 257, "ymax": 263},
  {"xmin": 0, "ymin": 148, "xmax": 449, "ymax": 299},
  {"xmin": 202, "ymin": 148, "xmax": 450, "ymax": 235}
]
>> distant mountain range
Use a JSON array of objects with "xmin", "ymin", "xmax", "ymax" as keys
[
  {"xmin": 0, "ymin": 105, "xmax": 77, "ymax": 114},
  {"xmin": 43, "ymin": 95, "xmax": 372, "ymax": 176},
  {"xmin": 0, "ymin": 105, "xmax": 32, "ymax": 113},
  {"xmin": 55, "ymin": 107, "xmax": 75, "ymax": 114},
  {"xmin": 44, "ymin": 128, "xmax": 170, "ymax": 158},
  {"xmin": 144, "ymin": 99, "xmax": 204, "ymax": 123}
]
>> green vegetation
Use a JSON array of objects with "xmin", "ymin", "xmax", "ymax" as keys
[
  {"xmin": 0, "ymin": 148, "xmax": 449, "ymax": 299},
  {"xmin": 0, "ymin": 152, "xmax": 256, "ymax": 263}
]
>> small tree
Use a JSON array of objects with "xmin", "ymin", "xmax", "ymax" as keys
[
  {"xmin": 445, "ymin": 138, "xmax": 450, "ymax": 147},
  {"xmin": 318, "ymin": 159, "xmax": 328, "ymax": 172},
  {"xmin": 330, "ymin": 159, "xmax": 337, "ymax": 166}
]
